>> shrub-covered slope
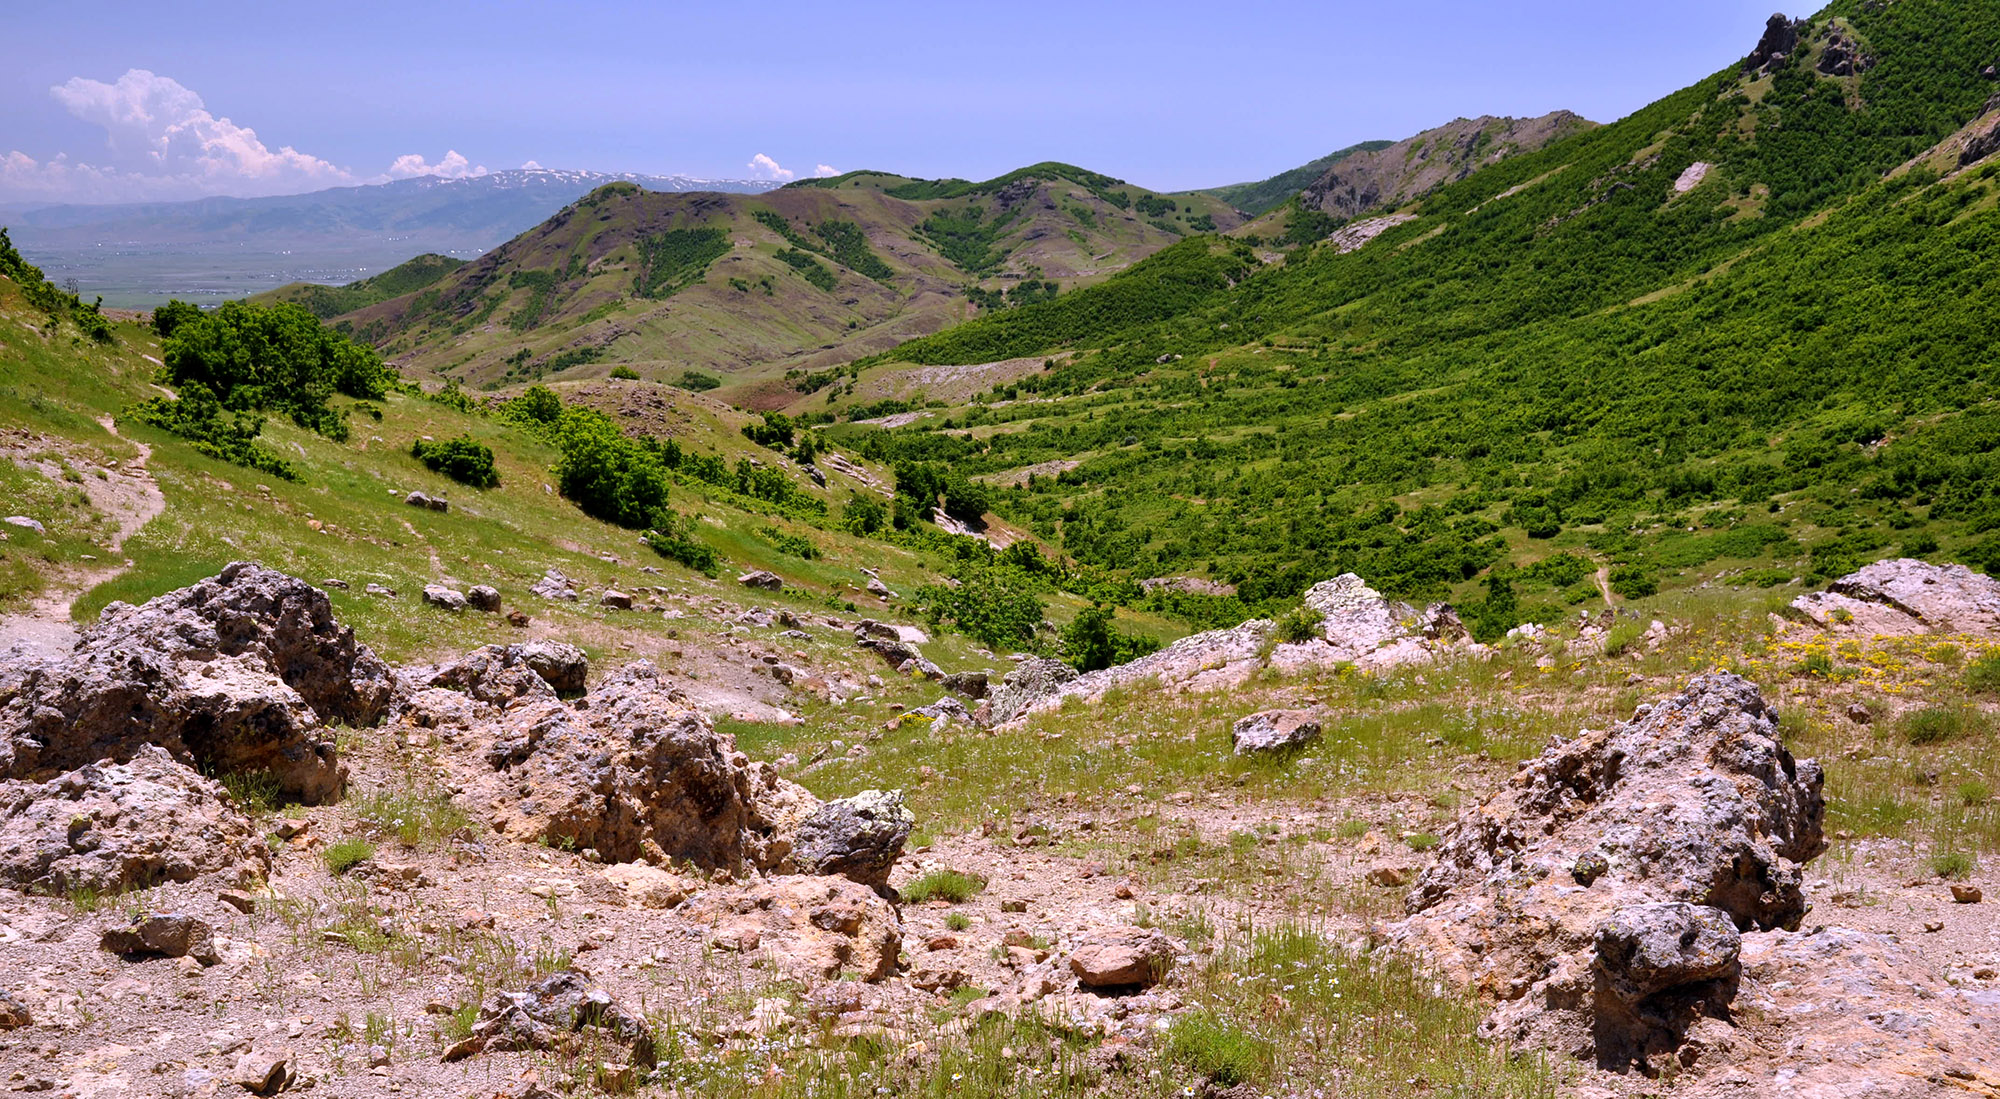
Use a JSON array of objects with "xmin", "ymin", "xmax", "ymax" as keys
[
  {"xmin": 838, "ymin": 0, "xmax": 2000, "ymax": 627},
  {"xmin": 324, "ymin": 167, "xmax": 1243, "ymax": 398}
]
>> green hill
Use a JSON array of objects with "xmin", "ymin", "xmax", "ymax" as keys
[
  {"xmin": 826, "ymin": 0, "xmax": 2000, "ymax": 627},
  {"xmin": 1187, "ymin": 140, "xmax": 1395, "ymax": 215},
  {"xmin": 321, "ymin": 166, "xmax": 1244, "ymax": 399},
  {"xmin": 253, "ymin": 253, "xmax": 467, "ymax": 319}
]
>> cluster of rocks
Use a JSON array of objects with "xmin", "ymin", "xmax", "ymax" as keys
[
  {"xmin": 0, "ymin": 563, "xmax": 392, "ymax": 892},
  {"xmin": 995, "ymin": 574, "xmax": 1471, "ymax": 725}
]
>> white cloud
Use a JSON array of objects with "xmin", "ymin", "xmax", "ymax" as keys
[
  {"xmin": 386, "ymin": 149, "xmax": 487, "ymax": 180},
  {"xmin": 747, "ymin": 153, "xmax": 795, "ymax": 181},
  {"xmin": 813, "ymin": 164, "xmax": 840, "ymax": 178},
  {"xmin": 2, "ymin": 69, "xmax": 358, "ymax": 202}
]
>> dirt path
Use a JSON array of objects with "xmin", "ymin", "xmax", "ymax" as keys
[
  {"xmin": 0, "ymin": 416, "xmax": 164, "ymax": 661},
  {"xmin": 1595, "ymin": 564, "xmax": 1616, "ymax": 607}
]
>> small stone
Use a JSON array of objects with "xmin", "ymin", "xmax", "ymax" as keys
[
  {"xmin": 1572, "ymin": 852, "xmax": 1610, "ymax": 887},
  {"xmin": 1952, "ymin": 884, "xmax": 1984, "ymax": 904},
  {"xmin": 467, "ymin": 585, "xmax": 502, "ymax": 612},
  {"xmin": 421, "ymin": 585, "xmax": 468, "ymax": 612},
  {"xmin": 1366, "ymin": 865, "xmax": 1412, "ymax": 888},
  {"xmin": 3, "ymin": 516, "xmax": 46, "ymax": 536},
  {"xmin": 1068, "ymin": 926, "xmax": 1175, "ymax": 990},
  {"xmin": 1846, "ymin": 702, "xmax": 1873, "ymax": 725},
  {"xmin": 738, "ymin": 570, "xmax": 784, "ymax": 591},
  {"xmin": 1925, "ymin": 921, "xmax": 1945, "ymax": 933},
  {"xmin": 218, "ymin": 890, "xmax": 257, "ymax": 915},
  {"xmin": 232, "ymin": 1048, "xmax": 295, "ymax": 1095},
  {"xmin": 0, "ymin": 988, "xmax": 31, "ymax": 1029},
  {"xmin": 600, "ymin": 589, "xmax": 633, "ymax": 610},
  {"xmin": 1231, "ymin": 709, "xmax": 1321, "ymax": 755},
  {"xmin": 507, "ymin": 610, "xmax": 530, "ymax": 628},
  {"xmin": 101, "ymin": 913, "xmax": 221, "ymax": 965},
  {"xmin": 1000, "ymin": 899, "xmax": 1028, "ymax": 913}
]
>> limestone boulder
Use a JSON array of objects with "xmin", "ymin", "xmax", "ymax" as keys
[
  {"xmin": 791, "ymin": 790, "xmax": 913, "ymax": 891},
  {"xmin": 0, "ymin": 746, "xmax": 270, "ymax": 892},
  {"xmin": 1067, "ymin": 927, "xmax": 1176, "ymax": 989},
  {"xmin": 442, "ymin": 971, "xmax": 654, "ymax": 1066},
  {"xmin": 1231, "ymin": 710, "xmax": 1321, "ymax": 755},
  {"xmin": 0, "ymin": 562, "xmax": 390, "ymax": 803},
  {"xmin": 1392, "ymin": 674, "xmax": 1824, "ymax": 1068},
  {"xmin": 459, "ymin": 661, "xmax": 818, "ymax": 873},
  {"xmin": 1787, "ymin": 559, "xmax": 2000, "ymax": 637},
  {"xmin": 100, "ymin": 912, "xmax": 221, "ymax": 964}
]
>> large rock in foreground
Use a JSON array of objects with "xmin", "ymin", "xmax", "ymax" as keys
[
  {"xmin": 1787, "ymin": 558, "xmax": 2000, "ymax": 637},
  {"xmin": 459, "ymin": 661, "xmax": 819, "ymax": 874},
  {"xmin": 0, "ymin": 746, "xmax": 269, "ymax": 892},
  {"xmin": 0, "ymin": 562, "xmax": 391, "ymax": 802},
  {"xmin": 681, "ymin": 875, "xmax": 903, "ymax": 983},
  {"xmin": 1392, "ymin": 674, "xmax": 1824, "ymax": 1070}
]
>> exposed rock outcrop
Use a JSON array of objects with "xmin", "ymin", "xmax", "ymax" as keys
[
  {"xmin": 457, "ymin": 661, "xmax": 818, "ymax": 873},
  {"xmin": 0, "ymin": 736, "xmax": 271, "ymax": 896},
  {"xmin": 1786, "ymin": 558, "xmax": 2000, "ymax": 636},
  {"xmin": 0, "ymin": 563, "xmax": 390, "ymax": 804},
  {"xmin": 1300, "ymin": 113, "xmax": 1593, "ymax": 220},
  {"xmin": 424, "ymin": 641, "xmax": 588, "ymax": 705},
  {"xmin": 100, "ymin": 912, "xmax": 221, "ymax": 964},
  {"xmin": 1745, "ymin": 14, "xmax": 1804, "ymax": 74},
  {"xmin": 1392, "ymin": 674, "xmax": 1825, "ymax": 1070},
  {"xmin": 989, "ymin": 658, "xmax": 1079, "ymax": 725}
]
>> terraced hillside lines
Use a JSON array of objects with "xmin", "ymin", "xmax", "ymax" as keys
[
  {"xmin": 836, "ymin": 0, "xmax": 2000, "ymax": 635},
  {"xmin": 325, "ymin": 165, "xmax": 1246, "ymax": 394}
]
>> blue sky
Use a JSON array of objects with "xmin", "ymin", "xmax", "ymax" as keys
[{"xmin": 0, "ymin": 0, "xmax": 1811, "ymax": 204}]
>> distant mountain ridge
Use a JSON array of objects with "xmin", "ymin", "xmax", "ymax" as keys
[{"xmin": 5, "ymin": 169, "xmax": 782, "ymax": 309}]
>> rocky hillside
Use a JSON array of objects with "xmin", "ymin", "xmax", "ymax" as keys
[
  {"xmin": 1184, "ymin": 139, "xmax": 1396, "ymax": 215},
  {"xmin": 1295, "ymin": 111, "xmax": 1594, "ymax": 218},
  {"xmin": 319, "ymin": 165, "xmax": 1244, "ymax": 398}
]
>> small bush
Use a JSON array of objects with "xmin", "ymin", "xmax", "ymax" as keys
[
  {"xmin": 410, "ymin": 435, "xmax": 499, "ymax": 488},
  {"xmin": 1966, "ymin": 651, "xmax": 2000, "ymax": 694},
  {"xmin": 353, "ymin": 789, "xmax": 471, "ymax": 849},
  {"xmin": 608, "ymin": 365, "xmax": 639, "ymax": 380},
  {"xmin": 757, "ymin": 525, "xmax": 821, "ymax": 560},
  {"xmin": 323, "ymin": 837, "xmax": 376, "ymax": 875},
  {"xmin": 1609, "ymin": 564, "xmax": 1659, "ymax": 600},
  {"xmin": 1957, "ymin": 779, "xmax": 1992, "ymax": 806},
  {"xmin": 1601, "ymin": 621, "xmax": 1646, "ymax": 657},
  {"xmin": 1335, "ymin": 818, "xmax": 1370, "ymax": 839},
  {"xmin": 1902, "ymin": 705, "xmax": 1974, "ymax": 746},
  {"xmin": 1932, "ymin": 850, "xmax": 1976, "ymax": 881},
  {"xmin": 1165, "ymin": 1010, "xmax": 1275, "ymax": 1087},
  {"xmin": 1274, "ymin": 605, "xmax": 1324, "ymax": 644},
  {"xmin": 644, "ymin": 517, "xmax": 720, "ymax": 576},
  {"xmin": 903, "ymin": 868, "xmax": 983, "ymax": 904},
  {"xmin": 218, "ymin": 770, "xmax": 283, "ymax": 814},
  {"xmin": 678, "ymin": 370, "xmax": 721, "ymax": 392},
  {"xmin": 945, "ymin": 912, "xmax": 971, "ymax": 932},
  {"xmin": 1406, "ymin": 832, "xmax": 1440, "ymax": 852}
]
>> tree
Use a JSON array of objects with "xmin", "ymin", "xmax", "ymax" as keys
[{"xmin": 151, "ymin": 300, "xmax": 203, "ymax": 339}]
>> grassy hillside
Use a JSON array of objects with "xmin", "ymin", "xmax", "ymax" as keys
[
  {"xmin": 824, "ymin": 0, "xmax": 2000, "ymax": 633},
  {"xmin": 323, "ymin": 166, "xmax": 1243, "ymax": 400},
  {"xmin": 0, "ymin": 269, "xmax": 1197, "ymax": 666},
  {"xmin": 252, "ymin": 253, "xmax": 466, "ymax": 319},
  {"xmin": 1187, "ymin": 140, "xmax": 1396, "ymax": 215}
]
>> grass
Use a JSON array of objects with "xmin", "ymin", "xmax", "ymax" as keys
[
  {"xmin": 216, "ymin": 769, "xmax": 284, "ymax": 814},
  {"xmin": 902, "ymin": 868, "xmax": 984, "ymax": 904},
  {"xmin": 944, "ymin": 912, "xmax": 970, "ymax": 931},
  {"xmin": 1932, "ymin": 850, "xmax": 1976, "ymax": 880},
  {"xmin": 1165, "ymin": 1010, "xmax": 1275, "ymax": 1086},
  {"xmin": 323, "ymin": 837, "xmax": 377, "ymax": 875},
  {"xmin": 1968, "ymin": 651, "xmax": 2000, "ymax": 694},
  {"xmin": 352, "ymin": 788, "xmax": 472, "ymax": 850},
  {"xmin": 1902, "ymin": 704, "xmax": 1978, "ymax": 746}
]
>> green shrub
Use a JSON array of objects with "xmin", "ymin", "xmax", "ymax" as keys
[
  {"xmin": 157, "ymin": 299, "xmax": 394, "ymax": 442},
  {"xmin": 1902, "ymin": 704, "xmax": 1975, "ymax": 746},
  {"xmin": 757, "ymin": 525, "xmax": 820, "ymax": 560},
  {"xmin": 410, "ymin": 435, "xmax": 499, "ymax": 488},
  {"xmin": 323, "ymin": 837, "xmax": 376, "ymax": 875},
  {"xmin": 1609, "ymin": 565, "xmax": 1659, "ymax": 600},
  {"xmin": 608, "ymin": 365, "xmax": 639, "ymax": 380},
  {"xmin": 1274, "ymin": 605, "xmax": 1324, "ymax": 644},
  {"xmin": 217, "ymin": 770, "xmax": 283, "ymax": 814},
  {"xmin": 644, "ymin": 516, "xmax": 721, "ymax": 577},
  {"xmin": 353, "ymin": 789, "xmax": 471, "ymax": 850},
  {"xmin": 903, "ymin": 868, "xmax": 984, "ymax": 904},
  {"xmin": 1931, "ymin": 849, "xmax": 1976, "ymax": 880},
  {"xmin": 1956, "ymin": 779, "xmax": 1992, "ymax": 806},
  {"xmin": 1966, "ymin": 651, "xmax": 2000, "ymax": 694},
  {"xmin": 914, "ymin": 569, "xmax": 1046, "ymax": 652},
  {"xmin": 129, "ymin": 383, "xmax": 300, "ymax": 481},
  {"xmin": 677, "ymin": 370, "xmax": 721, "ymax": 392}
]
